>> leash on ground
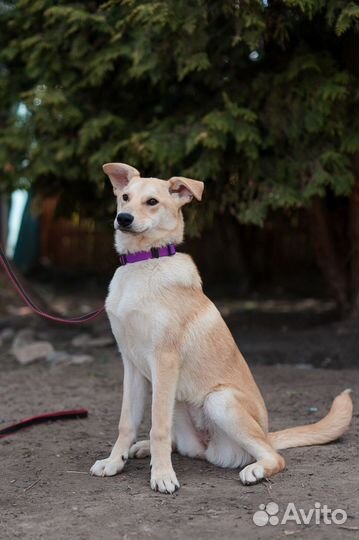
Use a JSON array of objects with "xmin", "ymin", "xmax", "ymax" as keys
[
  {"xmin": 0, "ymin": 244, "xmax": 94, "ymax": 438},
  {"xmin": 0, "ymin": 243, "xmax": 105, "ymax": 324},
  {"xmin": 0, "ymin": 409, "xmax": 89, "ymax": 439}
]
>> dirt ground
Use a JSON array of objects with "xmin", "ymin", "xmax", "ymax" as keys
[{"xmin": 0, "ymin": 306, "xmax": 358, "ymax": 540}]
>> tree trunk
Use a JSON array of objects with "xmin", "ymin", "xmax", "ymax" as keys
[
  {"xmin": 308, "ymin": 197, "xmax": 350, "ymax": 315},
  {"xmin": 349, "ymin": 179, "xmax": 359, "ymax": 318}
]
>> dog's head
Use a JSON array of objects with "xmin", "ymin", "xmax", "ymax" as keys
[{"xmin": 103, "ymin": 163, "xmax": 204, "ymax": 253}]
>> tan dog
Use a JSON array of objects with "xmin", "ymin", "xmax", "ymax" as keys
[{"xmin": 90, "ymin": 163, "xmax": 353, "ymax": 493}]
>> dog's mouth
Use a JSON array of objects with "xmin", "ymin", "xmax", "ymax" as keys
[
  {"xmin": 117, "ymin": 226, "xmax": 148, "ymax": 235},
  {"xmin": 119, "ymin": 227, "xmax": 137, "ymax": 234}
]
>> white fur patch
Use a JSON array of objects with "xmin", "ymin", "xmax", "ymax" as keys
[
  {"xmin": 239, "ymin": 463, "xmax": 265, "ymax": 484},
  {"xmin": 106, "ymin": 253, "xmax": 201, "ymax": 382},
  {"xmin": 90, "ymin": 457, "xmax": 125, "ymax": 477},
  {"xmin": 204, "ymin": 390, "xmax": 253, "ymax": 468}
]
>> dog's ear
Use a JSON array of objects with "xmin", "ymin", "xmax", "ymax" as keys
[
  {"xmin": 103, "ymin": 163, "xmax": 140, "ymax": 194},
  {"xmin": 168, "ymin": 176, "xmax": 204, "ymax": 206}
]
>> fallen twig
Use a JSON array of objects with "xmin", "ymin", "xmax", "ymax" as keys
[{"xmin": 24, "ymin": 479, "xmax": 40, "ymax": 492}]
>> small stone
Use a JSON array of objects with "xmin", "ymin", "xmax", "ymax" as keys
[
  {"xmin": 12, "ymin": 341, "xmax": 54, "ymax": 365},
  {"xmin": 308, "ymin": 406, "xmax": 318, "ymax": 413},
  {"xmin": 71, "ymin": 333, "xmax": 91, "ymax": 347},
  {"xmin": 70, "ymin": 354, "xmax": 94, "ymax": 365},
  {"xmin": 47, "ymin": 350, "xmax": 71, "ymax": 364},
  {"xmin": 71, "ymin": 334, "xmax": 113, "ymax": 348},
  {"xmin": 87, "ymin": 336, "xmax": 114, "ymax": 348},
  {"xmin": 0, "ymin": 328, "xmax": 15, "ymax": 342},
  {"xmin": 12, "ymin": 329, "xmax": 35, "ymax": 351}
]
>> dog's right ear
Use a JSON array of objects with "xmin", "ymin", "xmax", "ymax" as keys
[{"xmin": 102, "ymin": 163, "xmax": 140, "ymax": 194}]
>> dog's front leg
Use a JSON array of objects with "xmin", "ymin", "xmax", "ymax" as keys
[
  {"xmin": 150, "ymin": 351, "xmax": 180, "ymax": 494},
  {"xmin": 91, "ymin": 357, "xmax": 147, "ymax": 477}
]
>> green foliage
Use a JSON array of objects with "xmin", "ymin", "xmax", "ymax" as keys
[{"xmin": 0, "ymin": 0, "xmax": 357, "ymax": 229}]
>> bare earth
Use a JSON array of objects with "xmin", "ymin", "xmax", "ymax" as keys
[{"xmin": 1, "ymin": 318, "xmax": 358, "ymax": 540}]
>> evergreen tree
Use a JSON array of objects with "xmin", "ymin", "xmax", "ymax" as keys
[{"xmin": 0, "ymin": 0, "xmax": 358, "ymax": 310}]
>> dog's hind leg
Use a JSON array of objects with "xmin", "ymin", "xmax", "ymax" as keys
[
  {"xmin": 129, "ymin": 401, "xmax": 205, "ymax": 460},
  {"xmin": 173, "ymin": 402, "xmax": 206, "ymax": 459},
  {"xmin": 204, "ymin": 387, "xmax": 285, "ymax": 484},
  {"xmin": 129, "ymin": 439, "xmax": 151, "ymax": 458}
]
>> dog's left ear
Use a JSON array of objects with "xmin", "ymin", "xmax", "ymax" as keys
[{"xmin": 168, "ymin": 176, "xmax": 204, "ymax": 206}]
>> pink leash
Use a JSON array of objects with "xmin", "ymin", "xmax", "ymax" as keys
[
  {"xmin": 0, "ymin": 409, "xmax": 88, "ymax": 439},
  {"xmin": 0, "ymin": 243, "xmax": 105, "ymax": 324},
  {"xmin": 0, "ymin": 244, "xmax": 97, "ymax": 437}
]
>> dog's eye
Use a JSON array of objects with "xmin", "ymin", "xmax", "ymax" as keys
[
  {"xmin": 122, "ymin": 194, "xmax": 129, "ymax": 201},
  {"xmin": 146, "ymin": 198, "xmax": 159, "ymax": 206}
]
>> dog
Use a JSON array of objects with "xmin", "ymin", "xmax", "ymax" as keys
[{"xmin": 90, "ymin": 162, "xmax": 353, "ymax": 493}]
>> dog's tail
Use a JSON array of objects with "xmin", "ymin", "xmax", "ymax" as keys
[{"xmin": 268, "ymin": 389, "xmax": 353, "ymax": 451}]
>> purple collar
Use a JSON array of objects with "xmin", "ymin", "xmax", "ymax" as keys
[{"xmin": 118, "ymin": 244, "xmax": 176, "ymax": 267}]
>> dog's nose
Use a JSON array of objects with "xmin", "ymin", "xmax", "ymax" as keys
[{"xmin": 117, "ymin": 213, "xmax": 134, "ymax": 228}]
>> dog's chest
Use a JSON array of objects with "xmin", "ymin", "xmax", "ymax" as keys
[{"xmin": 105, "ymin": 256, "xmax": 197, "ymax": 379}]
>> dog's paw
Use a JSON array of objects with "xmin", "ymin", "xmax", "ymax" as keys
[
  {"xmin": 129, "ymin": 440, "xmax": 151, "ymax": 459},
  {"xmin": 239, "ymin": 463, "xmax": 265, "ymax": 485},
  {"xmin": 90, "ymin": 456, "xmax": 125, "ymax": 477},
  {"xmin": 150, "ymin": 469, "xmax": 180, "ymax": 494}
]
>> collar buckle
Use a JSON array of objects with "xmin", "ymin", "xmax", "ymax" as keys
[{"xmin": 167, "ymin": 244, "xmax": 176, "ymax": 256}]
